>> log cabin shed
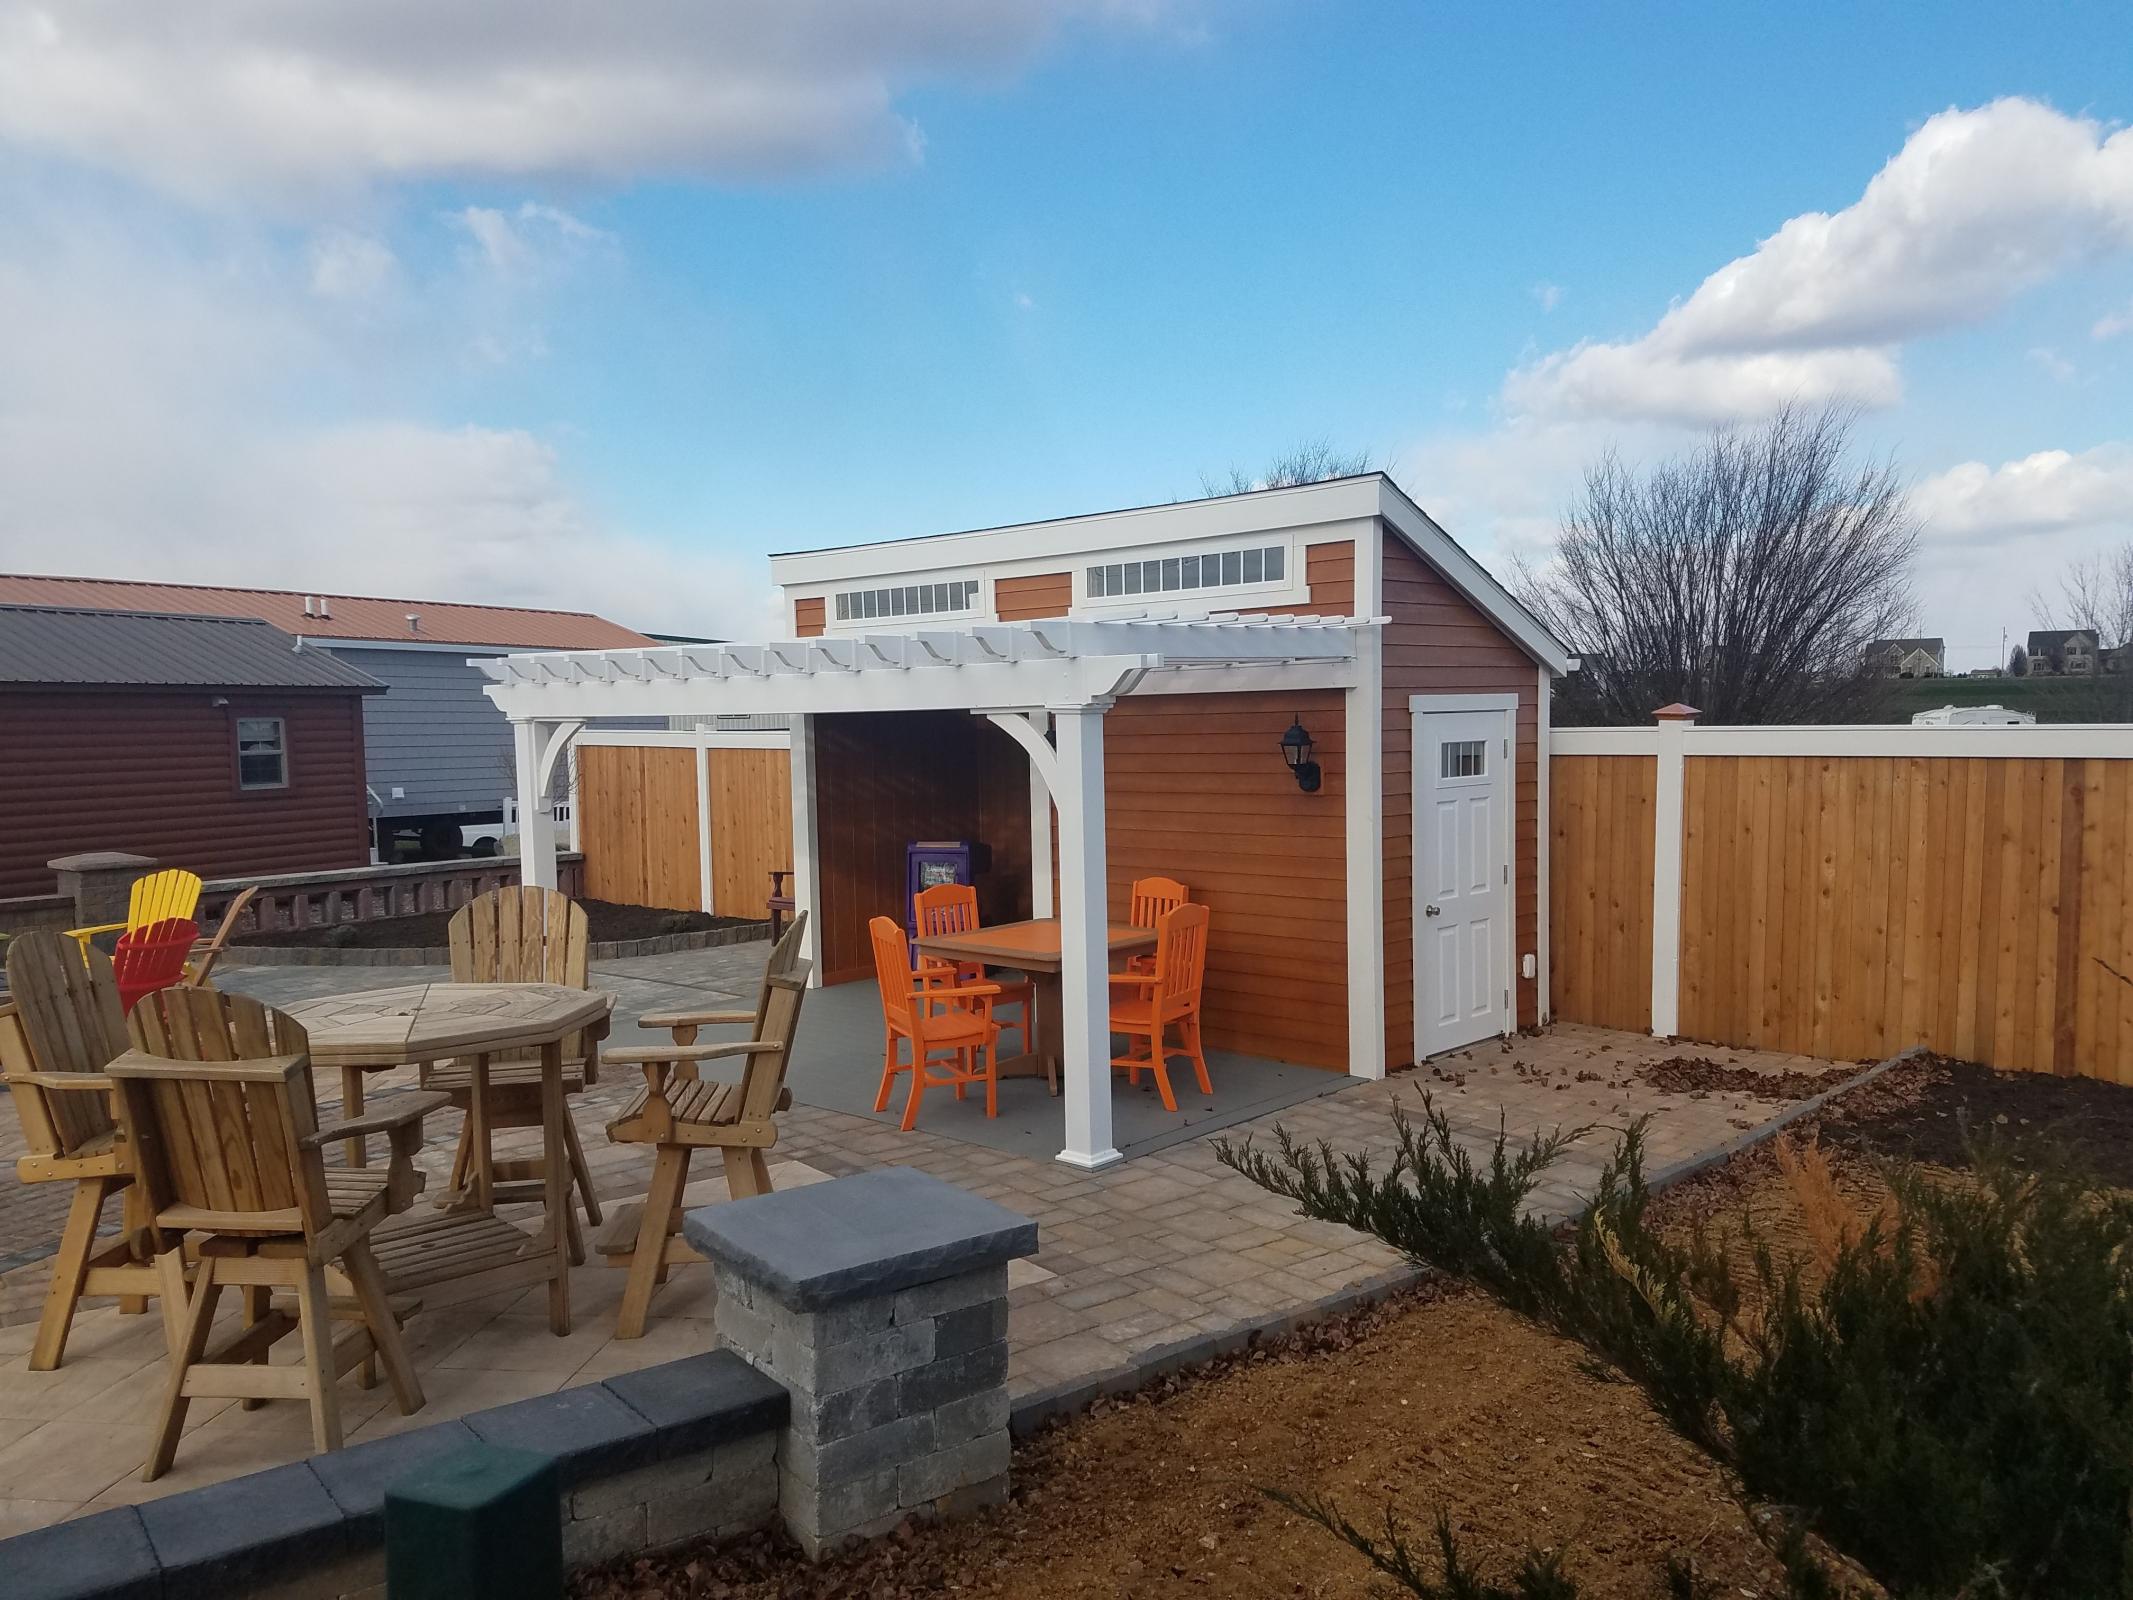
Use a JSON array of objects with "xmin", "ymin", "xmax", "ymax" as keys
[
  {"xmin": 481, "ymin": 475, "xmax": 1576, "ymax": 1168},
  {"xmin": 0, "ymin": 604, "xmax": 382, "ymax": 897}
]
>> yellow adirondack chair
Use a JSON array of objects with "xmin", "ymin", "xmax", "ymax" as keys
[{"xmin": 65, "ymin": 870, "xmax": 203, "ymax": 960}]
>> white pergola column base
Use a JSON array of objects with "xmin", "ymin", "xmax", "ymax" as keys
[{"xmin": 1049, "ymin": 702, "xmax": 1119, "ymax": 1171}]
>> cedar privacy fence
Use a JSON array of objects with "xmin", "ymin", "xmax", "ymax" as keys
[
  {"xmin": 572, "ymin": 729, "xmax": 794, "ymax": 919},
  {"xmin": 1550, "ymin": 710, "xmax": 2133, "ymax": 1082}
]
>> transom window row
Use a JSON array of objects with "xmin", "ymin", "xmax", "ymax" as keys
[
  {"xmin": 1086, "ymin": 544, "xmax": 1285, "ymax": 600},
  {"xmin": 834, "ymin": 579, "xmax": 981, "ymax": 622}
]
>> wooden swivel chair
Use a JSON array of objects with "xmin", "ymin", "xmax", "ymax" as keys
[
  {"xmin": 116, "ymin": 987, "xmax": 443, "ymax": 1478},
  {"xmin": 598, "ymin": 914, "xmax": 811, "ymax": 1338}
]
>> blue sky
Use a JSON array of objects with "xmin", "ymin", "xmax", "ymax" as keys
[{"xmin": 0, "ymin": 3, "xmax": 2128, "ymax": 665}]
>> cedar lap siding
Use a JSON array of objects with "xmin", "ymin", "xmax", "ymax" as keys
[
  {"xmin": 1380, "ymin": 529, "xmax": 1542, "ymax": 1067},
  {"xmin": 0, "ymin": 609, "xmax": 378, "ymax": 897}
]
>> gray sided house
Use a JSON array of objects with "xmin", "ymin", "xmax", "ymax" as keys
[{"xmin": 0, "ymin": 575, "xmax": 653, "ymax": 857}]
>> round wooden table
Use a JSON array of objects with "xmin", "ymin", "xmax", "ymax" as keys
[{"xmin": 286, "ymin": 981, "xmax": 612, "ymax": 1334}]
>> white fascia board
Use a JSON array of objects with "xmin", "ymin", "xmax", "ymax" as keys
[
  {"xmin": 769, "ymin": 479, "xmax": 1388, "ymax": 589},
  {"xmin": 1374, "ymin": 480, "xmax": 1576, "ymax": 677}
]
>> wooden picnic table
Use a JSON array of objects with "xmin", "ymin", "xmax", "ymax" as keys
[
  {"xmin": 285, "ymin": 981, "xmax": 611, "ymax": 1334},
  {"xmin": 915, "ymin": 918, "xmax": 1155, "ymax": 1092}
]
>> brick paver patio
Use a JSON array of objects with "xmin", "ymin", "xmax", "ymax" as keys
[{"xmin": 0, "ymin": 940, "xmax": 1847, "ymax": 1536}]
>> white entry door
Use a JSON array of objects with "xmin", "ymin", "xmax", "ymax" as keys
[{"xmin": 1413, "ymin": 702, "xmax": 1513, "ymax": 1059}]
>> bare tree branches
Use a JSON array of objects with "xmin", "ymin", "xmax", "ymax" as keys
[
  {"xmin": 2030, "ymin": 546, "xmax": 2133, "ymax": 648},
  {"xmin": 1517, "ymin": 405, "xmax": 1917, "ymax": 726},
  {"xmin": 1203, "ymin": 439, "xmax": 1371, "ymax": 498}
]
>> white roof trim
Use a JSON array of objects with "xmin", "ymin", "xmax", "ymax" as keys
[
  {"xmin": 1372, "ymin": 479, "xmax": 1575, "ymax": 677},
  {"xmin": 478, "ymin": 614, "xmax": 1381, "ymax": 721}
]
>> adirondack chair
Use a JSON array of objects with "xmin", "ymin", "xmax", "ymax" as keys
[
  {"xmin": 112, "ymin": 918, "xmax": 199, "ymax": 1014},
  {"xmin": 1109, "ymin": 901, "xmax": 1213, "ymax": 1112},
  {"xmin": 419, "ymin": 887, "xmax": 602, "ymax": 1247},
  {"xmin": 115, "ymin": 986, "xmax": 444, "ymax": 1478},
  {"xmin": 185, "ymin": 884, "xmax": 261, "ymax": 988},
  {"xmin": 597, "ymin": 914, "xmax": 811, "ymax": 1339},
  {"xmin": 0, "ymin": 933, "xmax": 169, "ymax": 1370},
  {"xmin": 64, "ymin": 868, "xmax": 202, "ymax": 959},
  {"xmin": 870, "ymin": 916, "xmax": 1001, "ymax": 1132},
  {"xmin": 1125, "ymin": 876, "xmax": 1190, "ymax": 975},
  {"xmin": 912, "ymin": 882, "xmax": 1034, "ymax": 1056}
]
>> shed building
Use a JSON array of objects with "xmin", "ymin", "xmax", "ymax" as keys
[
  {"xmin": 477, "ymin": 475, "xmax": 1576, "ymax": 1169},
  {"xmin": 0, "ymin": 604, "xmax": 383, "ymax": 897}
]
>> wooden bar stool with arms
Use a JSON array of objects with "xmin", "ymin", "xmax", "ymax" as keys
[
  {"xmin": 419, "ymin": 887, "xmax": 603, "ymax": 1254},
  {"xmin": 912, "ymin": 883, "xmax": 1034, "ymax": 1059},
  {"xmin": 113, "ymin": 986, "xmax": 445, "ymax": 1478},
  {"xmin": 598, "ymin": 913, "xmax": 811, "ymax": 1338},
  {"xmin": 871, "ymin": 916, "xmax": 1002, "ymax": 1131},
  {"xmin": 1109, "ymin": 901, "xmax": 1213, "ymax": 1113},
  {"xmin": 1124, "ymin": 876, "xmax": 1189, "ymax": 976},
  {"xmin": 0, "ymin": 933, "xmax": 170, "ymax": 1370}
]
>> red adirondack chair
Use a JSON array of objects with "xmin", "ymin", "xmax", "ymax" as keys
[{"xmin": 112, "ymin": 917, "xmax": 199, "ymax": 1014}]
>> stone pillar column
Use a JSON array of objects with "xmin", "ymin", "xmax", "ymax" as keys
[
  {"xmin": 48, "ymin": 851, "xmax": 157, "ymax": 933},
  {"xmin": 683, "ymin": 1167, "xmax": 1036, "ymax": 1559}
]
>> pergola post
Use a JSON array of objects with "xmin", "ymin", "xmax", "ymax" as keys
[
  {"xmin": 510, "ymin": 717, "xmax": 580, "ymax": 892},
  {"xmin": 1051, "ymin": 702, "xmax": 1118, "ymax": 1170},
  {"xmin": 1027, "ymin": 713, "xmax": 1054, "ymax": 919},
  {"xmin": 512, "ymin": 718, "xmax": 558, "ymax": 890}
]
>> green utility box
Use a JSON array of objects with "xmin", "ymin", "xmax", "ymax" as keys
[{"xmin": 384, "ymin": 1444, "xmax": 562, "ymax": 1599}]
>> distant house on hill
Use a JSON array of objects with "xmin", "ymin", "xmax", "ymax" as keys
[
  {"xmin": 0, "ymin": 574, "xmax": 653, "ymax": 858},
  {"xmin": 1867, "ymin": 637, "xmax": 1944, "ymax": 678},
  {"xmin": 0, "ymin": 604, "xmax": 382, "ymax": 897},
  {"xmin": 2027, "ymin": 629, "xmax": 2102, "ymax": 677}
]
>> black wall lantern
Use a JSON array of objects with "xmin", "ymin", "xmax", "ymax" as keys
[{"xmin": 1279, "ymin": 715, "xmax": 1321, "ymax": 793}]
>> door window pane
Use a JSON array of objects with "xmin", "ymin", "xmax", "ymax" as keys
[{"xmin": 1440, "ymin": 739, "xmax": 1487, "ymax": 779}]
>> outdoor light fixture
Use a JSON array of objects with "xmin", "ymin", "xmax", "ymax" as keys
[{"xmin": 1279, "ymin": 715, "xmax": 1321, "ymax": 793}]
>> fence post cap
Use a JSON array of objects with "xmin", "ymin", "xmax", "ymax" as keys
[
  {"xmin": 48, "ymin": 850, "xmax": 158, "ymax": 873},
  {"xmin": 1652, "ymin": 703, "xmax": 1701, "ymax": 723}
]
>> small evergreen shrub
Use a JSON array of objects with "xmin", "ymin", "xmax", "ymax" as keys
[{"xmin": 1217, "ymin": 1095, "xmax": 2133, "ymax": 1598}]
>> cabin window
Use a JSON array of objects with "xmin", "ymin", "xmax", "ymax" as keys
[
  {"xmin": 1087, "ymin": 542, "xmax": 1286, "ymax": 601},
  {"xmin": 236, "ymin": 717, "xmax": 288, "ymax": 790}
]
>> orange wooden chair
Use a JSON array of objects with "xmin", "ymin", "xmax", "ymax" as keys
[
  {"xmin": 1125, "ymin": 876, "xmax": 1191, "ymax": 975},
  {"xmin": 869, "ymin": 916, "xmax": 1002, "ymax": 1131},
  {"xmin": 1109, "ymin": 902, "xmax": 1212, "ymax": 1112},
  {"xmin": 912, "ymin": 882, "xmax": 1034, "ymax": 1056}
]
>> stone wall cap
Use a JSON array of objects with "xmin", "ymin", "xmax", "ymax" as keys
[
  {"xmin": 682, "ymin": 1167, "xmax": 1037, "ymax": 1311},
  {"xmin": 47, "ymin": 850, "xmax": 158, "ymax": 872}
]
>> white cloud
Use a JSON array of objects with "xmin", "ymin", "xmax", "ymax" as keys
[
  {"xmin": 2027, "ymin": 346, "xmax": 2077, "ymax": 382},
  {"xmin": 1913, "ymin": 443, "xmax": 2133, "ymax": 547},
  {"xmin": 2096, "ymin": 301, "xmax": 2133, "ymax": 340},
  {"xmin": 0, "ymin": 189, "xmax": 763, "ymax": 638},
  {"xmin": 1507, "ymin": 99, "xmax": 2133, "ymax": 425},
  {"xmin": 453, "ymin": 202, "xmax": 611, "ymax": 277},
  {"xmin": 1531, "ymin": 282, "xmax": 1563, "ymax": 313},
  {"xmin": 307, "ymin": 228, "xmax": 397, "ymax": 300},
  {"xmin": 0, "ymin": 1, "xmax": 1176, "ymax": 208}
]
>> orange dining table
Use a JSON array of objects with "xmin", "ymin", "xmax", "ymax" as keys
[{"xmin": 914, "ymin": 917, "xmax": 1155, "ymax": 1093}]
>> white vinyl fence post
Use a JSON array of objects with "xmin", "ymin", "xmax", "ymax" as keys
[{"xmin": 1648, "ymin": 703, "xmax": 1697, "ymax": 1039}]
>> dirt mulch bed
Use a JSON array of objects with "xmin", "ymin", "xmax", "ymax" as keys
[
  {"xmin": 1636, "ymin": 1053, "xmax": 1857, "ymax": 1103},
  {"xmin": 576, "ymin": 1287, "xmax": 1782, "ymax": 1600},
  {"xmin": 233, "ymin": 898, "xmax": 754, "ymax": 951}
]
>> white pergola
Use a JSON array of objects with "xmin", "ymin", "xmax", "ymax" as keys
[{"xmin": 478, "ymin": 613, "xmax": 1381, "ymax": 1168}]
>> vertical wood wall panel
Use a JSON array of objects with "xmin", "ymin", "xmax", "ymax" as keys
[
  {"xmin": 1543, "ymin": 752, "xmax": 2133, "ymax": 1081},
  {"xmin": 1547, "ymin": 755, "xmax": 1655, "ymax": 1033},
  {"xmin": 706, "ymin": 748, "xmax": 793, "ymax": 916},
  {"xmin": 576, "ymin": 745, "xmax": 701, "ymax": 911}
]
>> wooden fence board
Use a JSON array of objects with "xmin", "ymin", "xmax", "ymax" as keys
[{"xmin": 1556, "ymin": 751, "xmax": 2133, "ymax": 1079}]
